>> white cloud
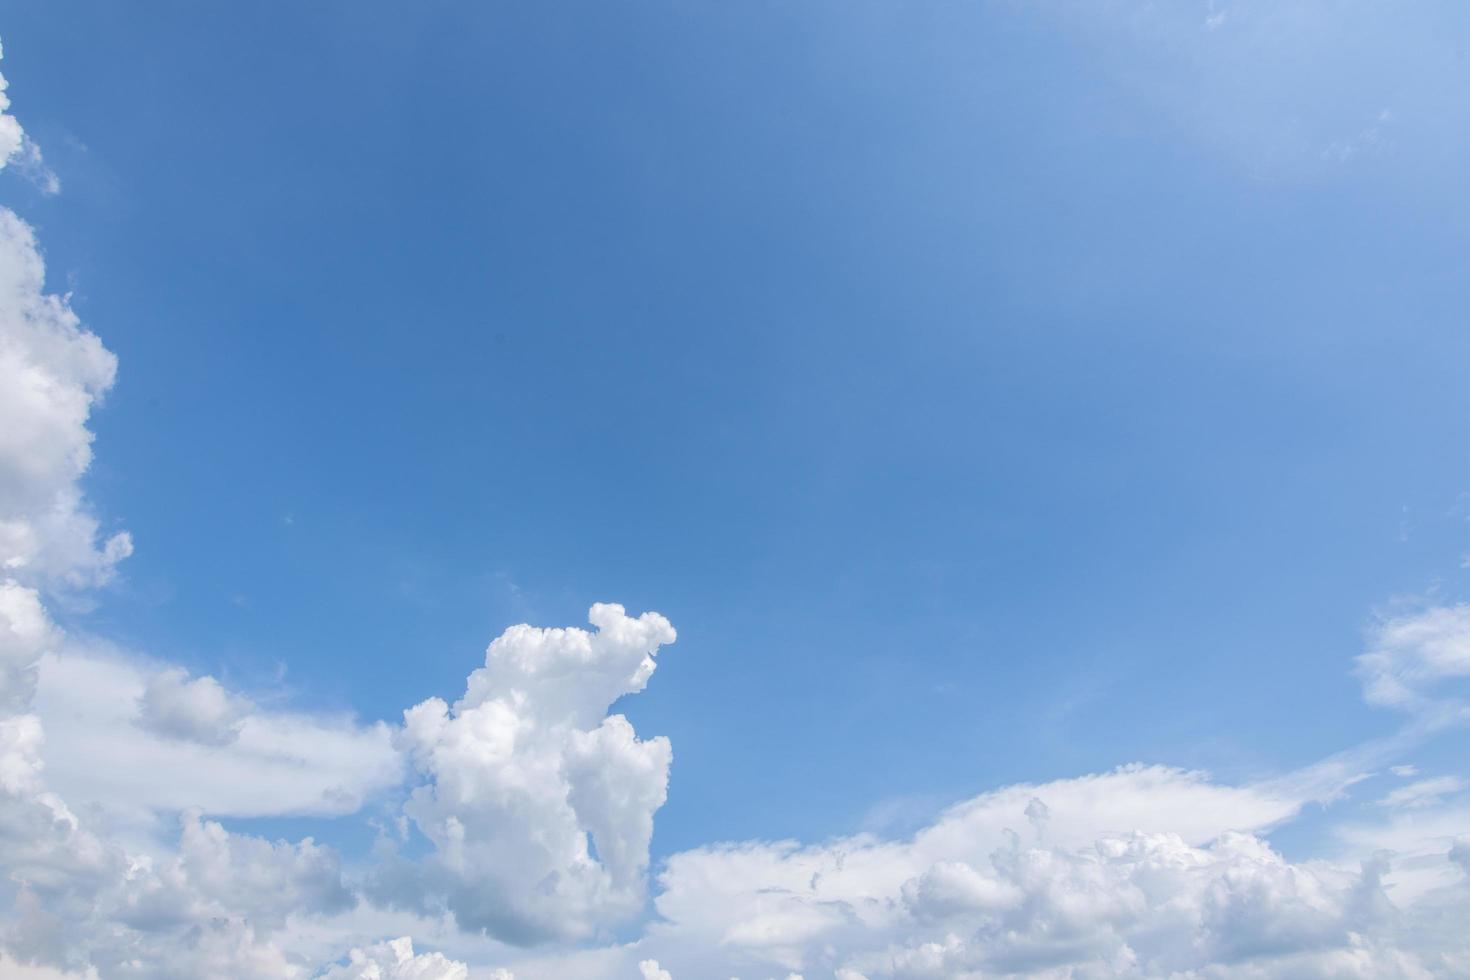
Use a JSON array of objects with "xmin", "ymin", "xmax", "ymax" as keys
[
  {"xmin": 137, "ymin": 668, "xmax": 251, "ymax": 747},
  {"xmin": 0, "ymin": 41, "xmax": 26, "ymax": 170},
  {"xmin": 1356, "ymin": 605, "xmax": 1470, "ymax": 709},
  {"xmin": 1452, "ymin": 840, "xmax": 1470, "ymax": 876},
  {"xmin": 0, "ymin": 710, "xmax": 45, "ymax": 796},
  {"xmin": 159, "ymin": 810, "xmax": 355, "ymax": 926},
  {"xmin": 0, "ymin": 654, "xmax": 349, "ymax": 977},
  {"xmin": 636, "ymin": 960, "xmax": 671, "ymax": 980},
  {"xmin": 33, "ymin": 648, "xmax": 402, "ymax": 831},
  {"xmin": 901, "ymin": 860, "xmax": 1023, "ymax": 920},
  {"xmin": 0, "ymin": 952, "xmax": 92, "ymax": 979},
  {"xmin": 314, "ymin": 936, "xmax": 468, "ymax": 980},
  {"xmin": 0, "ymin": 581, "xmax": 56, "ymax": 712},
  {"xmin": 1331, "ymin": 795, "xmax": 1470, "ymax": 905},
  {"xmin": 0, "ymin": 45, "xmax": 56, "ymax": 195},
  {"xmin": 0, "ymin": 205, "xmax": 130, "ymax": 593},
  {"xmin": 1375, "ymin": 776, "xmax": 1465, "ymax": 811},
  {"xmin": 607, "ymin": 762, "xmax": 1470, "ymax": 979},
  {"xmin": 0, "ymin": 42, "xmax": 118, "ymax": 596},
  {"xmin": 852, "ymin": 834, "xmax": 1391, "ymax": 978},
  {"xmin": 378, "ymin": 603, "xmax": 677, "ymax": 944},
  {"xmin": 633, "ymin": 765, "xmax": 1321, "ymax": 977},
  {"xmin": 0, "ymin": 769, "xmax": 358, "ymax": 978}
]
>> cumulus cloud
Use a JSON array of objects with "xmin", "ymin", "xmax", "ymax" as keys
[
  {"xmin": 315, "ymin": 936, "xmax": 468, "ymax": 980},
  {"xmin": 0, "ymin": 580, "xmax": 55, "ymax": 712},
  {"xmin": 0, "ymin": 712, "xmax": 373, "ymax": 979},
  {"xmin": 0, "ymin": 41, "xmax": 26, "ymax": 169},
  {"xmin": 379, "ymin": 603, "xmax": 678, "ymax": 944},
  {"xmin": 857, "ymin": 834, "xmax": 1396, "ymax": 978},
  {"xmin": 0, "ymin": 740, "xmax": 320, "ymax": 977},
  {"xmin": 0, "ymin": 604, "xmax": 353, "ymax": 976},
  {"xmin": 0, "ymin": 46, "xmax": 56, "ymax": 195},
  {"xmin": 605, "ymin": 762, "xmax": 1470, "ymax": 980},
  {"xmin": 0, "ymin": 809, "xmax": 351, "ymax": 976},
  {"xmin": 0, "ymin": 41, "xmax": 123, "ymax": 596},
  {"xmin": 137, "ymin": 668, "xmax": 251, "ymax": 746},
  {"xmin": 0, "ymin": 204, "xmax": 131, "ymax": 592},
  {"xmin": 633, "ymin": 765, "xmax": 1314, "ymax": 977},
  {"xmin": 636, "ymin": 960, "xmax": 671, "ymax": 980},
  {"xmin": 0, "ymin": 344, "xmax": 129, "ymax": 976},
  {"xmin": 162, "ymin": 810, "xmax": 354, "ymax": 926}
]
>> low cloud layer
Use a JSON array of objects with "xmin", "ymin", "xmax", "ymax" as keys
[{"xmin": 34, "ymin": 650, "xmax": 401, "ymax": 832}]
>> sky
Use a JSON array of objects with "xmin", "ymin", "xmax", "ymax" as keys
[{"xmin": 0, "ymin": 1, "xmax": 1469, "ymax": 978}]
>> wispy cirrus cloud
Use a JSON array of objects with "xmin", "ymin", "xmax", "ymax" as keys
[{"xmin": 1032, "ymin": 0, "xmax": 1470, "ymax": 185}]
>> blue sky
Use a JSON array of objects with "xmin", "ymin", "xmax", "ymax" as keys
[{"xmin": 2, "ymin": 2, "xmax": 1470, "ymax": 978}]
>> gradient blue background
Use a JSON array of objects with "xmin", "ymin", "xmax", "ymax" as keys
[{"xmin": 3, "ymin": 1, "xmax": 1468, "ymax": 858}]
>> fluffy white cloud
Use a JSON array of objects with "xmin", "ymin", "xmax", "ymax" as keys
[
  {"xmin": 0, "ymin": 205, "xmax": 130, "ymax": 592},
  {"xmin": 142, "ymin": 810, "xmax": 354, "ymax": 928},
  {"xmin": 0, "ymin": 41, "xmax": 26, "ymax": 174},
  {"xmin": 603, "ymin": 763, "xmax": 1470, "ymax": 980},
  {"xmin": 0, "ymin": 581, "xmax": 55, "ymax": 712},
  {"xmin": 0, "ymin": 666, "xmax": 354, "ymax": 978},
  {"xmin": 137, "ymin": 668, "xmax": 251, "ymax": 747},
  {"xmin": 637, "ymin": 960, "xmax": 672, "ymax": 980},
  {"xmin": 0, "ymin": 763, "xmax": 361, "ymax": 979},
  {"xmin": 0, "ymin": 41, "xmax": 121, "ymax": 595},
  {"xmin": 314, "ymin": 936, "xmax": 468, "ymax": 980},
  {"xmin": 380, "ymin": 603, "xmax": 677, "ymax": 944},
  {"xmin": 0, "ymin": 46, "xmax": 55, "ymax": 196},
  {"xmin": 856, "ymin": 834, "xmax": 1396, "ymax": 978},
  {"xmin": 631, "ymin": 765, "xmax": 1315, "ymax": 977}
]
